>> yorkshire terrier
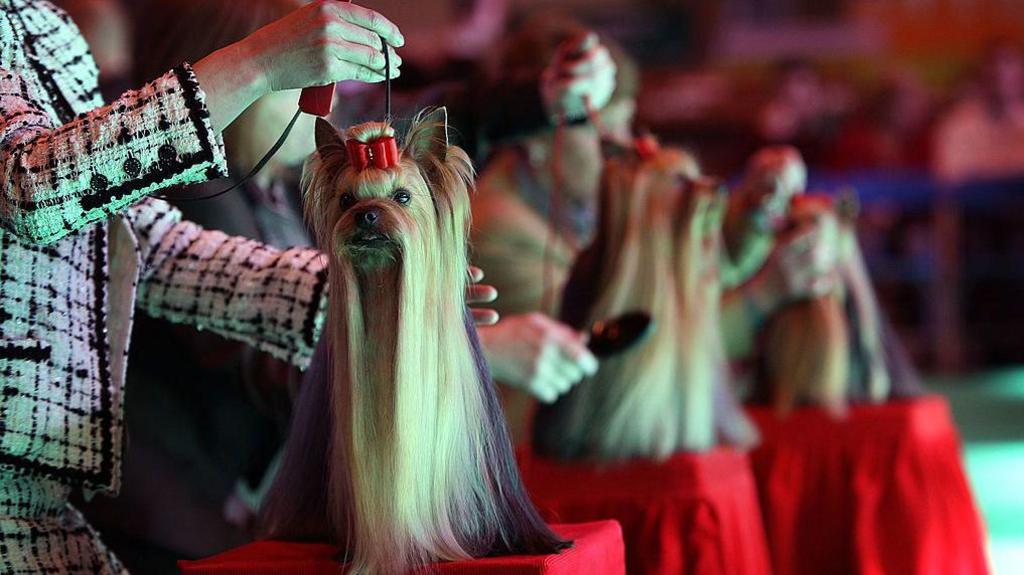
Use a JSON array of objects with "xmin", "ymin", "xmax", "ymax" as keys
[
  {"xmin": 260, "ymin": 109, "xmax": 568, "ymax": 574},
  {"xmin": 757, "ymin": 193, "xmax": 921, "ymax": 416},
  {"xmin": 533, "ymin": 144, "xmax": 758, "ymax": 460}
]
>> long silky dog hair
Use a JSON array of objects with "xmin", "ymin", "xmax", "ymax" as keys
[
  {"xmin": 259, "ymin": 109, "xmax": 568, "ymax": 573},
  {"xmin": 758, "ymin": 193, "xmax": 922, "ymax": 416},
  {"xmin": 533, "ymin": 146, "xmax": 758, "ymax": 460}
]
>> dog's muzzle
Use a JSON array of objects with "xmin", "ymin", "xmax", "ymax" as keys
[{"xmin": 350, "ymin": 208, "xmax": 391, "ymax": 246}]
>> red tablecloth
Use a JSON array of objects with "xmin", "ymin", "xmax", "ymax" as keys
[
  {"xmin": 520, "ymin": 448, "xmax": 772, "ymax": 575},
  {"xmin": 178, "ymin": 521, "xmax": 624, "ymax": 575},
  {"xmin": 747, "ymin": 396, "xmax": 989, "ymax": 575}
]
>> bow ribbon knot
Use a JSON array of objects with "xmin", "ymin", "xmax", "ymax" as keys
[{"xmin": 346, "ymin": 136, "xmax": 400, "ymax": 171}]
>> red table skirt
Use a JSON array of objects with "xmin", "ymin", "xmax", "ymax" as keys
[
  {"xmin": 747, "ymin": 396, "xmax": 989, "ymax": 575},
  {"xmin": 178, "ymin": 521, "xmax": 624, "ymax": 575},
  {"xmin": 520, "ymin": 448, "xmax": 772, "ymax": 575}
]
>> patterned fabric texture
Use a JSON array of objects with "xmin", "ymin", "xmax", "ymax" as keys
[
  {"xmin": 0, "ymin": 1, "xmax": 328, "ymax": 571},
  {"xmin": 0, "ymin": 470, "xmax": 127, "ymax": 574}
]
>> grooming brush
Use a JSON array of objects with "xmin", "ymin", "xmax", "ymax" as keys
[{"xmin": 587, "ymin": 311, "xmax": 654, "ymax": 358}]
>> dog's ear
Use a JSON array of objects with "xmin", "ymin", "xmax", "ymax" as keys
[
  {"xmin": 405, "ymin": 107, "xmax": 450, "ymax": 164},
  {"xmin": 315, "ymin": 118, "xmax": 347, "ymax": 159}
]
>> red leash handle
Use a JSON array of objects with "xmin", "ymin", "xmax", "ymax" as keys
[
  {"xmin": 298, "ymin": 0, "xmax": 353, "ymax": 116},
  {"xmin": 299, "ymin": 84, "xmax": 335, "ymax": 117}
]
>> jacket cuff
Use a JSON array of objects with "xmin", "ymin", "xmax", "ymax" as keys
[{"xmin": 77, "ymin": 63, "xmax": 229, "ymax": 213}]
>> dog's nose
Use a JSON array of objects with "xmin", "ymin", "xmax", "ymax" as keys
[{"xmin": 356, "ymin": 209, "xmax": 380, "ymax": 229}]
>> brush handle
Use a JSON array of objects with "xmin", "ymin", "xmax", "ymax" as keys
[{"xmin": 587, "ymin": 312, "xmax": 653, "ymax": 358}]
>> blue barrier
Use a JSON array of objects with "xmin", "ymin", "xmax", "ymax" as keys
[
  {"xmin": 806, "ymin": 169, "xmax": 938, "ymax": 210},
  {"xmin": 801, "ymin": 170, "xmax": 1024, "ymax": 212}
]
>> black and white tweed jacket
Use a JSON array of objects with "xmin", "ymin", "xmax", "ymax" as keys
[{"xmin": 0, "ymin": 0, "xmax": 328, "ymax": 494}]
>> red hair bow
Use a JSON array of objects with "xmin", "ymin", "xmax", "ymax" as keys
[
  {"xmin": 634, "ymin": 134, "xmax": 660, "ymax": 160},
  {"xmin": 346, "ymin": 136, "xmax": 400, "ymax": 171}
]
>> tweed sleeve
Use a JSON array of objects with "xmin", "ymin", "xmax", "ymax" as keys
[
  {"xmin": 0, "ymin": 63, "xmax": 228, "ymax": 245},
  {"xmin": 130, "ymin": 198, "xmax": 328, "ymax": 369}
]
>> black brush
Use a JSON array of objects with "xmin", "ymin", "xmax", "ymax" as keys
[{"xmin": 587, "ymin": 311, "xmax": 653, "ymax": 358}]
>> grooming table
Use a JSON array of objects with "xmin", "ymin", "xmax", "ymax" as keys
[
  {"xmin": 178, "ymin": 521, "xmax": 624, "ymax": 575},
  {"xmin": 746, "ymin": 396, "xmax": 989, "ymax": 575},
  {"xmin": 520, "ymin": 448, "xmax": 771, "ymax": 575}
]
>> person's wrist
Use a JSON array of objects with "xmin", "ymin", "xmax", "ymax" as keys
[
  {"xmin": 477, "ymin": 328, "xmax": 512, "ymax": 383},
  {"xmin": 231, "ymin": 39, "xmax": 271, "ymax": 100},
  {"xmin": 747, "ymin": 273, "xmax": 780, "ymax": 321},
  {"xmin": 539, "ymin": 81, "xmax": 561, "ymax": 126},
  {"xmin": 193, "ymin": 40, "xmax": 273, "ymax": 134}
]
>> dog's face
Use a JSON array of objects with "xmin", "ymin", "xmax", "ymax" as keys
[
  {"xmin": 331, "ymin": 158, "xmax": 433, "ymax": 269},
  {"xmin": 305, "ymin": 111, "xmax": 470, "ymax": 272}
]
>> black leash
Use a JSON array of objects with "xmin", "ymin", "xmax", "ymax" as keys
[
  {"xmin": 158, "ymin": 107, "xmax": 302, "ymax": 202},
  {"xmin": 383, "ymin": 35, "xmax": 392, "ymax": 122}
]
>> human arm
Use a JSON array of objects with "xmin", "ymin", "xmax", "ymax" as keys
[
  {"xmin": 0, "ymin": 64, "xmax": 229, "ymax": 245},
  {"xmin": 130, "ymin": 199, "xmax": 327, "ymax": 369},
  {"xmin": 0, "ymin": 1, "xmax": 402, "ymax": 246}
]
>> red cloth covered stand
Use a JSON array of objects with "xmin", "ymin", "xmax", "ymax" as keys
[
  {"xmin": 178, "ymin": 521, "xmax": 624, "ymax": 575},
  {"xmin": 746, "ymin": 396, "xmax": 989, "ymax": 575},
  {"xmin": 520, "ymin": 448, "xmax": 772, "ymax": 575}
]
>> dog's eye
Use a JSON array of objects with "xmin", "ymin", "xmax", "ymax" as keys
[
  {"xmin": 393, "ymin": 189, "xmax": 411, "ymax": 205},
  {"xmin": 339, "ymin": 192, "xmax": 357, "ymax": 210}
]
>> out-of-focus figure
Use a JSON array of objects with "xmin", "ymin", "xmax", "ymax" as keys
[
  {"xmin": 396, "ymin": 0, "xmax": 510, "ymax": 86},
  {"xmin": 349, "ymin": 9, "xmax": 619, "ymax": 436},
  {"xmin": 720, "ymin": 147, "xmax": 922, "ymax": 413},
  {"xmin": 933, "ymin": 41, "xmax": 1024, "ymax": 183},
  {"xmin": 470, "ymin": 16, "xmax": 633, "ymax": 443},
  {"xmin": 472, "ymin": 16, "xmax": 638, "ymax": 318},
  {"xmin": 757, "ymin": 58, "xmax": 853, "ymax": 164},
  {"xmin": 829, "ymin": 71, "xmax": 935, "ymax": 170}
]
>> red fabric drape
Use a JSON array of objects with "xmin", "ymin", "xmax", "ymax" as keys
[
  {"xmin": 177, "ymin": 521, "xmax": 625, "ymax": 575},
  {"xmin": 520, "ymin": 448, "xmax": 772, "ymax": 575},
  {"xmin": 747, "ymin": 396, "xmax": 990, "ymax": 575}
]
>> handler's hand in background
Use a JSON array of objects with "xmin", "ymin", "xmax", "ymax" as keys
[
  {"xmin": 468, "ymin": 266, "xmax": 500, "ymax": 326},
  {"xmin": 541, "ymin": 32, "xmax": 616, "ymax": 122},
  {"xmin": 479, "ymin": 313, "xmax": 599, "ymax": 404}
]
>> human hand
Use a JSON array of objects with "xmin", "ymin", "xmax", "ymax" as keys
[
  {"xmin": 195, "ymin": 1, "xmax": 404, "ymax": 132},
  {"xmin": 738, "ymin": 146, "xmax": 807, "ymax": 233},
  {"xmin": 241, "ymin": 0, "xmax": 404, "ymax": 93},
  {"xmin": 541, "ymin": 32, "xmax": 616, "ymax": 121},
  {"xmin": 467, "ymin": 266, "xmax": 499, "ymax": 326},
  {"xmin": 752, "ymin": 222, "xmax": 840, "ymax": 314},
  {"xmin": 478, "ymin": 313, "xmax": 599, "ymax": 403}
]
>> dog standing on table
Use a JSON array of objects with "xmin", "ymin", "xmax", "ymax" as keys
[
  {"xmin": 759, "ymin": 193, "xmax": 891, "ymax": 417},
  {"xmin": 723, "ymin": 146, "xmax": 921, "ymax": 417},
  {"xmin": 534, "ymin": 144, "xmax": 758, "ymax": 460},
  {"xmin": 260, "ymin": 109, "xmax": 568, "ymax": 574}
]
